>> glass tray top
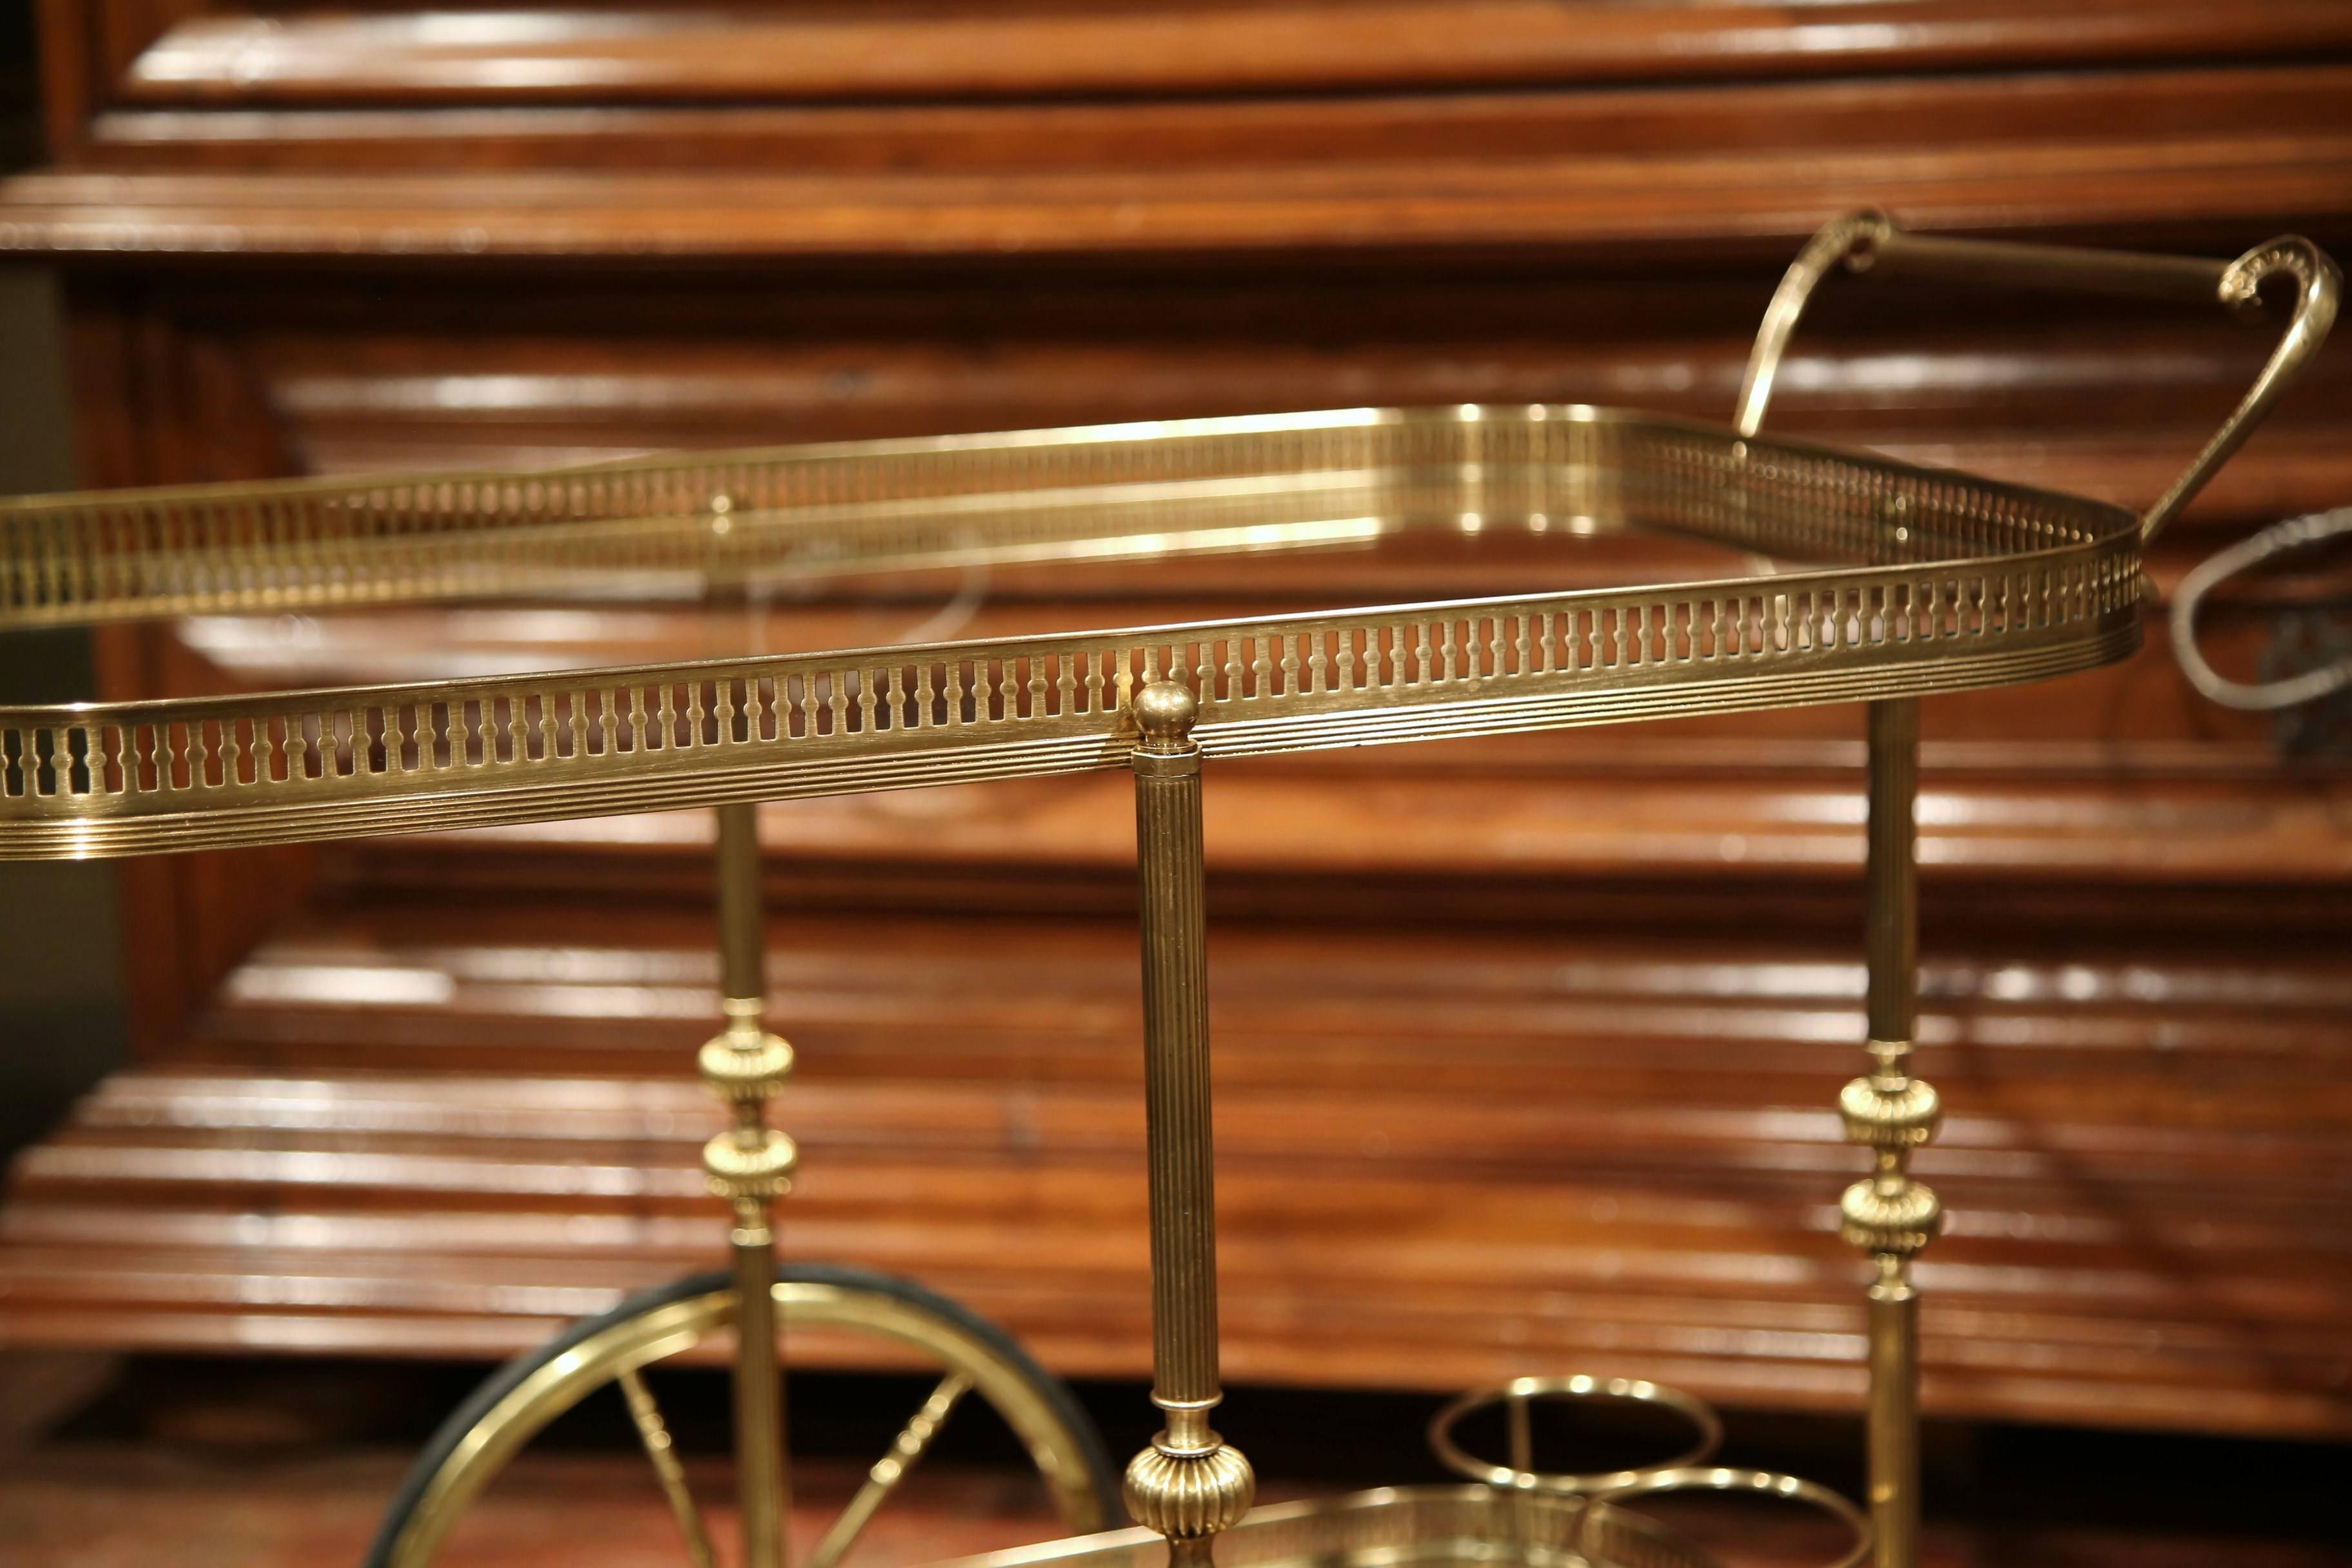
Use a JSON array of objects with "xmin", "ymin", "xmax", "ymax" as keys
[{"xmin": 0, "ymin": 405, "xmax": 2141, "ymax": 859}]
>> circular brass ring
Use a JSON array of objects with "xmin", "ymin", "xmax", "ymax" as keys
[
  {"xmin": 1426, "ymin": 1375, "xmax": 1725, "ymax": 1495},
  {"xmin": 1576, "ymin": 1467, "xmax": 1871, "ymax": 1568}
]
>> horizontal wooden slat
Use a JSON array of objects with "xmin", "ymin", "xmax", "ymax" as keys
[
  {"xmin": 175, "ymin": 923, "xmax": 2352, "ymax": 1101},
  {"xmin": 115, "ymin": 4, "xmax": 2352, "ymax": 108},
  {"xmin": 74, "ymin": 63, "xmax": 2352, "ymax": 175},
  {"xmin": 5, "ymin": 1050, "xmax": 2346, "ymax": 1433},
  {"xmin": 5, "ymin": 890, "xmax": 2346, "ymax": 1433},
  {"xmin": 9, "ymin": 129, "xmax": 2352, "ymax": 260},
  {"xmin": 312, "ymin": 765, "xmax": 2352, "ymax": 921}
]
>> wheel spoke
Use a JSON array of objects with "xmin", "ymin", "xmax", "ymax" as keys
[
  {"xmin": 618, "ymin": 1366, "xmax": 721, "ymax": 1568},
  {"xmin": 806, "ymin": 1373, "xmax": 974, "ymax": 1568}
]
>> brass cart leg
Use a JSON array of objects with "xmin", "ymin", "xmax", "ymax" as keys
[
  {"xmin": 1841, "ymin": 700, "xmax": 1942, "ymax": 1568},
  {"xmin": 701, "ymin": 800, "xmax": 799, "ymax": 1568},
  {"xmin": 1124, "ymin": 681, "xmax": 1255, "ymax": 1568}
]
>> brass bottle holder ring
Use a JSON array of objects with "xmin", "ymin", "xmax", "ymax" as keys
[
  {"xmin": 1427, "ymin": 1378, "xmax": 1863, "ymax": 1568},
  {"xmin": 1427, "ymin": 1375, "xmax": 1726, "ymax": 1496},
  {"xmin": 1576, "ymin": 1468, "xmax": 1871, "ymax": 1568}
]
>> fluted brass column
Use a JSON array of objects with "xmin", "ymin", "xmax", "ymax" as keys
[
  {"xmin": 701, "ymin": 801, "xmax": 798, "ymax": 1568},
  {"xmin": 1124, "ymin": 681, "xmax": 1255, "ymax": 1568},
  {"xmin": 1840, "ymin": 700, "xmax": 1940, "ymax": 1568}
]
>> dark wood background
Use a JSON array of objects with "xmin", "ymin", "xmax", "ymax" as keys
[{"xmin": 1, "ymin": 0, "xmax": 2348, "ymax": 1440}]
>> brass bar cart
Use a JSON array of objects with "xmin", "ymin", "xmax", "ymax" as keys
[{"xmin": 0, "ymin": 214, "xmax": 2334, "ymax": 1568}]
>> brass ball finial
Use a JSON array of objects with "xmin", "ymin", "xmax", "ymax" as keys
[{"xmin": 1133, "ymin": 680, "xmax": 1199, "ymax": 752}]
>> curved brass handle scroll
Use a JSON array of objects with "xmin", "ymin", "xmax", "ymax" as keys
[{"xmin": 1736, "ymin": 210, "xmax": 2340, "ymax": 545}]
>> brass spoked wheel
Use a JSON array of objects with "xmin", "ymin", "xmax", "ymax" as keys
[{"xmin": 366, "ymin": 1262, "xmax": 1122, "ymax": 1568}]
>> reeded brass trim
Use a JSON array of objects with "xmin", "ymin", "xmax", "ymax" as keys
[
  {"xmin": 730, "ymin": 1230, "xmax": 790, "ymax": 1568},
  {"xmin": 0, "ymin": 407, "xmax": 2144, "ymax": 861},
  {"xmin": 0, "ymin": 409, "xmax": 1409, "ymax": 629},
  {"xmin": 1861, "ymin": 703, "xmax": 1919, "ymax": 1048},
  {"xmin": 0, "ymin": 406, "xmax": 2115, "ymax": 630},
  {"xmin": 1126, "ymin": 681, "xmax": 1254, "ymax": 1567}
]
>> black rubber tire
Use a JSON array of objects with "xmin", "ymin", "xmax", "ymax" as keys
[{"xmin": 364, "ymin": 1261, "xmax": 1122, "ymax": 1568}]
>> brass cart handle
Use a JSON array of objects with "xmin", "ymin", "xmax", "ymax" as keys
[{"xmin": 1736, "ymin": 210, "xmax": 2340, "ymax": 545}]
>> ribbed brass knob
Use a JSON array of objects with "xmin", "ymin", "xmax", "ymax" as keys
[
  {"xmin": 1839, "ymin": 1174, "xmax": 1941, "ymax": 1257},
  {"xmin": 699, "ymin": 1029, "xmax": 794, "ymax": 1101},
  {"xmin": 703, "ymin": 1128, "xmax": 798, "ymax": 1202},
  {"xmin": 1123, "ymin": 1440, "xmax": 1255, "ymax": 1538},
  {"xmin": 1838, "ymin": 1073, "xmax": 1940, "ymax": 1151}
]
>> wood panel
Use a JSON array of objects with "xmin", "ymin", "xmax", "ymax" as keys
[{"xmin": 9, "ymin": 141, "xmax": 2352, "ymax": 264}]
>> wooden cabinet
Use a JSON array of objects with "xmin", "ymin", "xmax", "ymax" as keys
[{"xmin": 3, "ymin": 1, "xmax": 2349, "ymax": 1437}]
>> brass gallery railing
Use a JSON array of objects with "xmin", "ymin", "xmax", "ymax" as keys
[
  {"xmin": 0, "ymin": 407, "xmax": 2139, "ymax": 858},
  {"xmin": 0, "ymin": 404, "xmax": 2110, "ymax": 629},
  {"xmin": 0, "ymin": 213, "xmax": 2336, "ymax": 1568}
]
